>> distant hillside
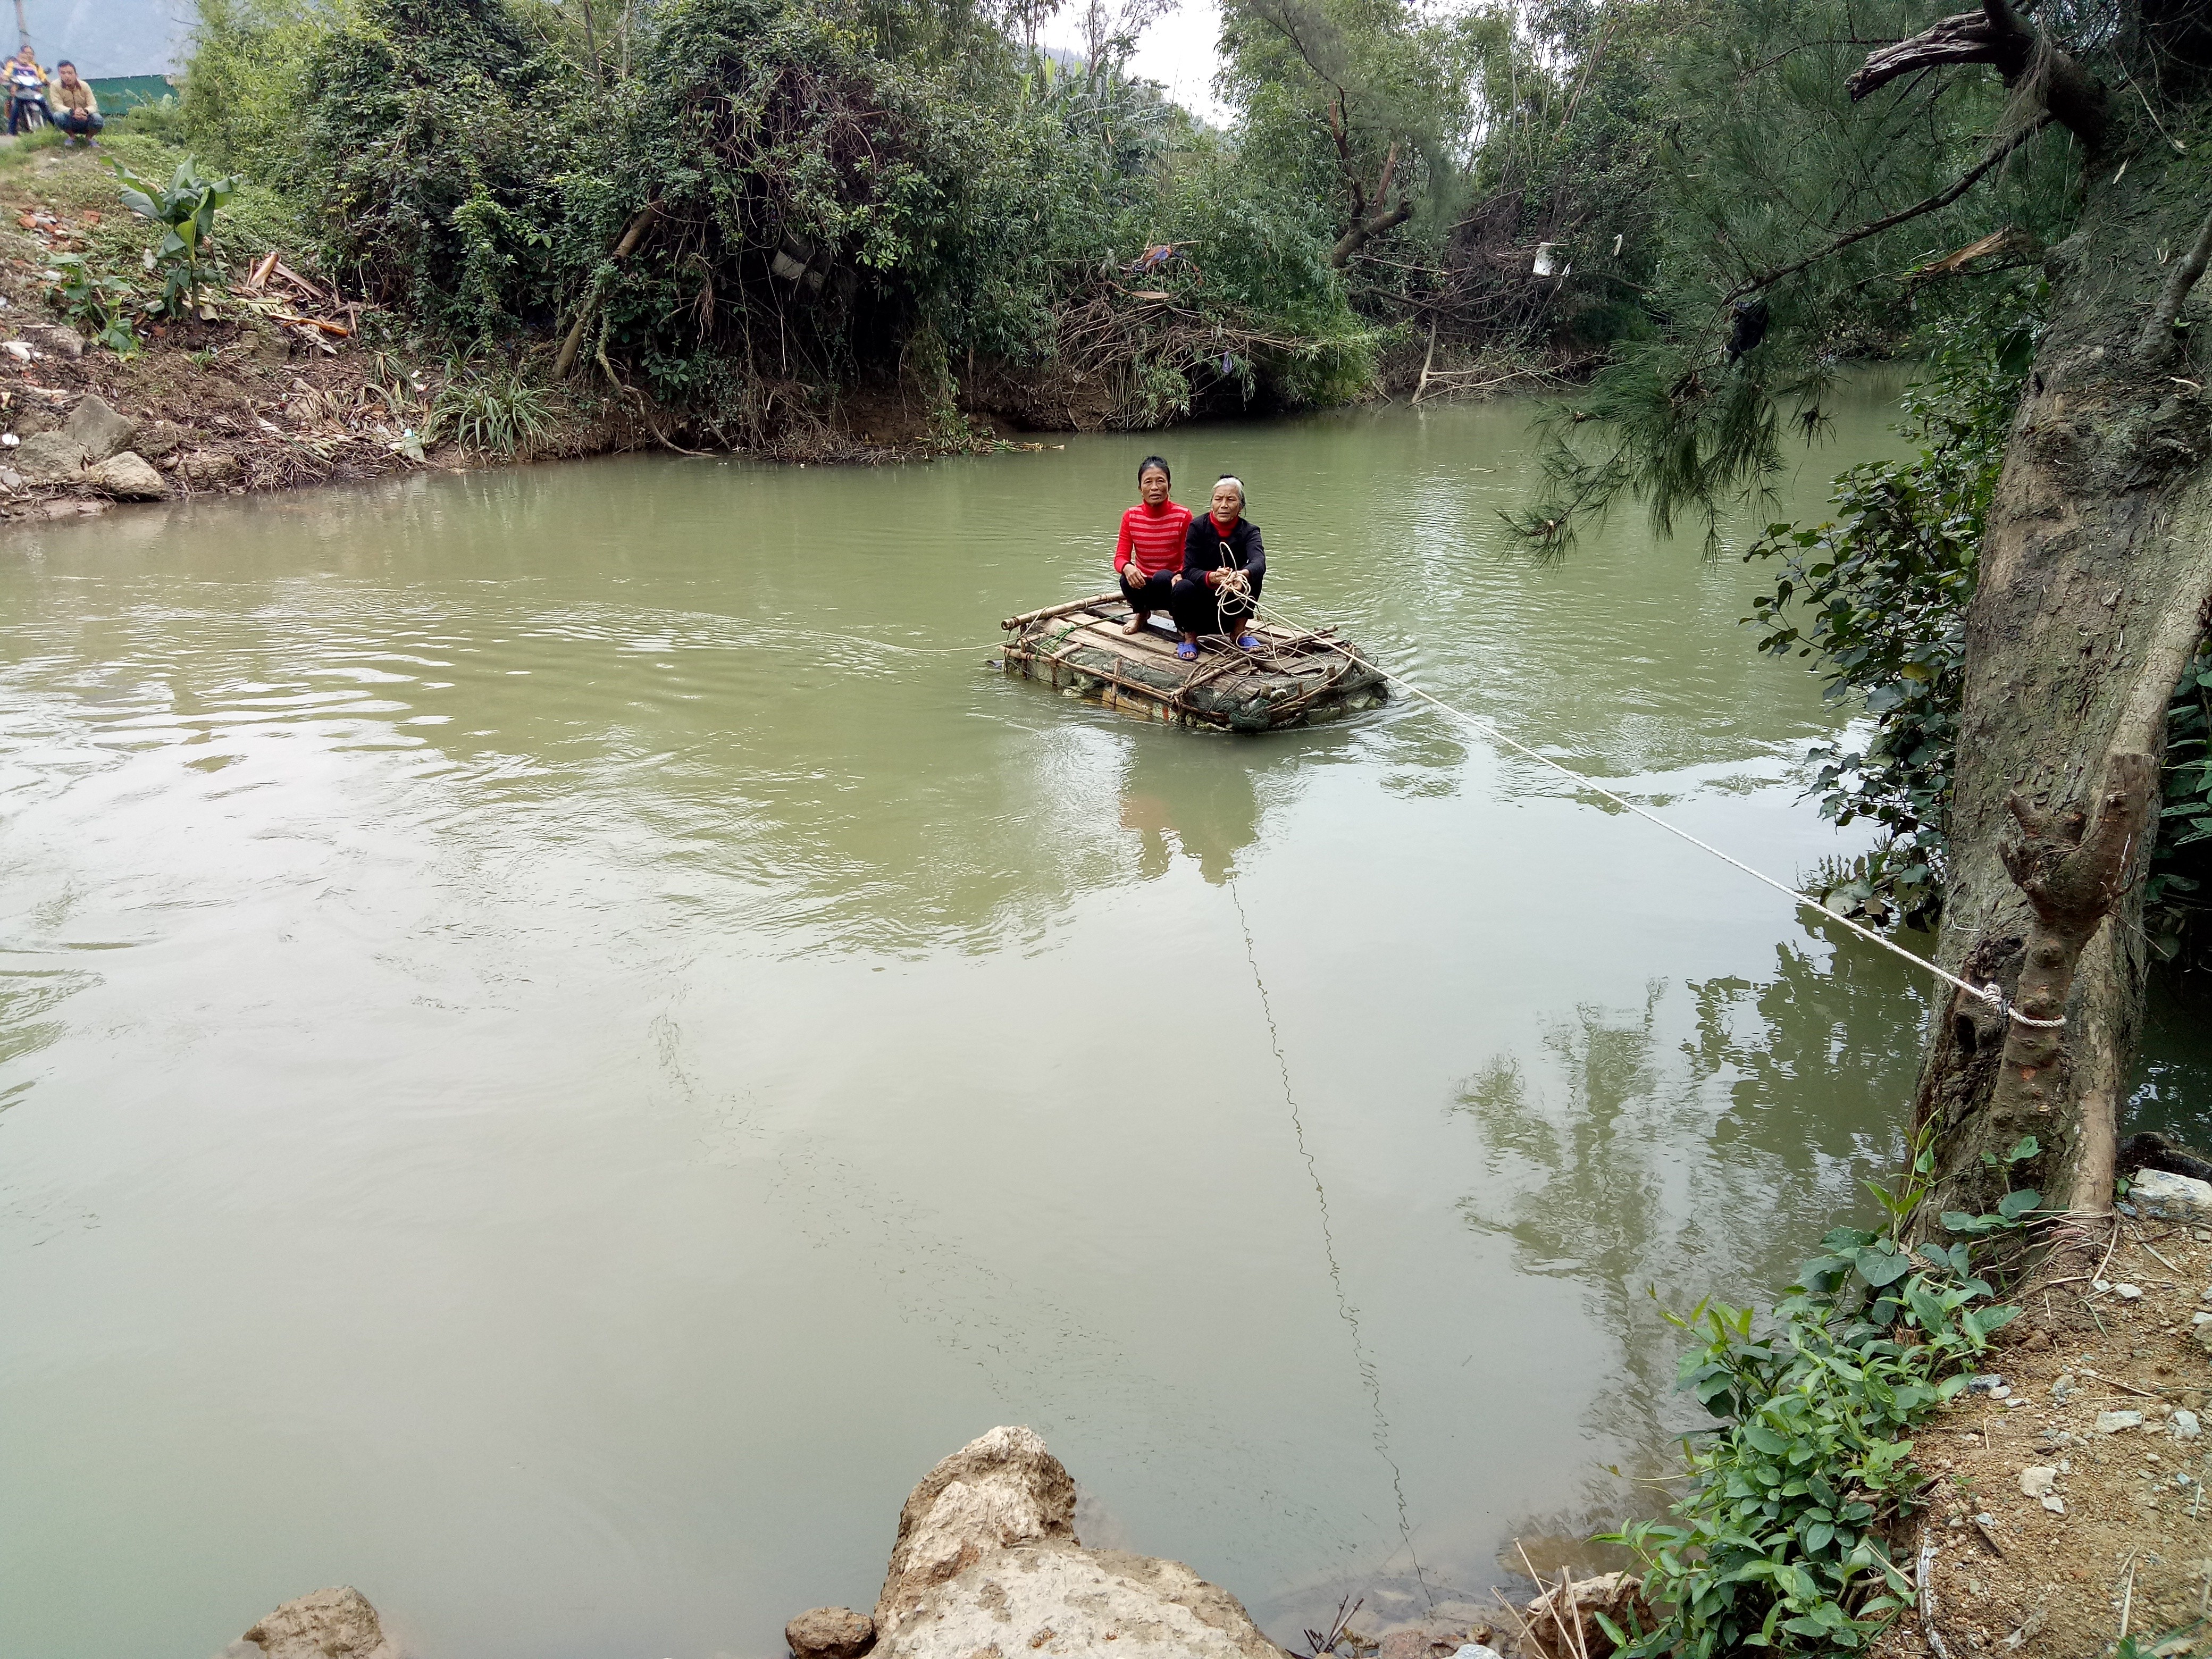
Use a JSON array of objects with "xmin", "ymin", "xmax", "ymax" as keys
[{"xmin": 20, "ymin": 0, "xmax": 187, "ymax": 78}]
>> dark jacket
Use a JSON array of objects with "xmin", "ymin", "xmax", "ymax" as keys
[{"xmin": 1182, "ymin": 513, "xmax": 1264, "ymax": 584}]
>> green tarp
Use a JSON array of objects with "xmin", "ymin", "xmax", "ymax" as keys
[{"xmin": 87, "ymin": 75, "xmax": 177, "ymax": 112}]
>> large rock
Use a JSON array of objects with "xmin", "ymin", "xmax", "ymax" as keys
[
  {"xmin": 859, "ymin": 1427, "xmax": 1283, "ymax": 1659},
  {"xmin": 216, "ymin": 1586, "xmax": 396, "ymax": 1659},
  {"xmin": 873, "ymin": 1425, "xmax": 1078, "ymax": 1637},
  {"xmin": 87, "ymin": 451, "xmax": 167, "ymax": 500},
  {"xmin": 872, "ymin": 1545, "xmax": 1284, "ymax": 1659},
  {"xmin": 66, "ymin": 393, "xmax": 137, "ymax": 462},
  {"xmin": 2134, "ymin": 1167, "xmax": 2212, "ymax": 1222},
  {"xmin": 787, "ymin": 1605, "xmax": 876, "ymax": 1658},
  {"xmin": 13, "ymin": 430, "xmax": 86, "ymax": 485}
]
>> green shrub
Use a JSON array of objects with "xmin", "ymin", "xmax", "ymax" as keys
[
  {"xmin": 425, "ymin": 357, "xmax": 554, "ymax": 454},
  {"xmin": 1606, "ymin": 1135, "xmax": 2041, "ymax": 1657}
]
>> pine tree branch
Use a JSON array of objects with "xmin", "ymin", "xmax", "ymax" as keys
[
  {"xmin": 1722, "ymin": 114, "xmax": 2050, "ymax": 304},
  {"xmin": 2134, "ymin": 204, "xmax": 2212, "ymax": 365}
]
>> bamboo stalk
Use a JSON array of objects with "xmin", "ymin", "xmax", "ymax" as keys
[{"xmin": 1001, "ymin": 593, "xmax": 1119, "ymax": 630}]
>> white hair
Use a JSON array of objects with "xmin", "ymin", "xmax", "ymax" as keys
[{"xmin": 1213, "ymin": 476, "xmax": 1245, "ymax": 499}]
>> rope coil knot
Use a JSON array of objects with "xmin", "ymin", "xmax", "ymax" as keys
[{"xmin": 1974, "ymin": 981, "xmax": 2068, "ymax": 1030}]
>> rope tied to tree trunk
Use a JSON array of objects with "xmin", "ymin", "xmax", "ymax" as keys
[{"xmin": 1235, "ymin": 588, "xmax": 2070, "ymax": 1032}]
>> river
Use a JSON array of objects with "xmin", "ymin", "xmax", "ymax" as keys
[{"xmin": 3, "ymin": 386, "xmax": 2205, "ymax": 1658}]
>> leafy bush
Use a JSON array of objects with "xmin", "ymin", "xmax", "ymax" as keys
[
  {"xmin": 425, "ymin": 357, "xmax": 554, "ymax": 454},
  {"xmin": 1605, "ymin": 1135, "xmax": 2040, "ymax": 1657},
  {"xmin": 46, "ymin": 254, "xmax": 140, "ymax": 355},
  {"xmin": 111, "ymin": 154, "xmax": 245, "ymax": 317}
]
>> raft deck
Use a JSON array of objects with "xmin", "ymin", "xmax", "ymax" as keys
[{"xmin": 999, "ymin": 594, "xmax": 1389, "ymax": 732}]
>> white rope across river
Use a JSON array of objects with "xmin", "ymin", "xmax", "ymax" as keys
[{"xmin": 1218, "ymin": 584, "xmax": 2067, "ymax": 1033}]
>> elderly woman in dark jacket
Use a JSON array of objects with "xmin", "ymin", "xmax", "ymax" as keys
[{"xmin": 1170, "ymin": 476, "xmax": 1264, "ymax": 658}]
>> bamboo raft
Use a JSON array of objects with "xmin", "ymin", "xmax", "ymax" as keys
[{"xmin": 999, "ymin": 594, "xmax": 1389, "ymax": 732}]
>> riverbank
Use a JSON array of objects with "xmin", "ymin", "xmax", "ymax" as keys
[{"xmin": 0, "ymin": 136, "xmax": 1592, "ymax": 524}]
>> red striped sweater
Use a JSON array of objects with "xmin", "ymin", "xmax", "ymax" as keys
[{"xmin": 1114, "ymin": 500, "xmax": 1193, "ymax": 577}]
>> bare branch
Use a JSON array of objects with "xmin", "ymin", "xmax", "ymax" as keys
[{"xmin": 1847, "ymin": 1, "xmax": 2107, "ymax": 145}]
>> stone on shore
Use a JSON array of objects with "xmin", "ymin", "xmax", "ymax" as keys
[
  {"xmin": 787, "ymin": 1606, "xmax": 875, "ymax": 1658},
  {"xmin": 2134, "ymin": 1168, "xmax": 2212, "ymax": 1222},
  {"xmin": 852, "ymin": 1426, "xmax": 1283, "ymax": 1659},
  {"xmin": 134, "ymin": 418, "xmax": 192, "ymax": 461},
  {"xmin": 217, "ymin": 1586, "xmax": 395, "ymax": 1659},
  {"xmin": 88, "ymin": 451, "xmax": 167, "ymax": 500},
  {"xmin": 19, "ymin": 322, "xmax": 85, "ymax": 359},
  {"xmin": 14, "ymin": 430, "xmax": 86, "ymax": 485},
  {"xmin": 66, "ymin": 393, "xmax": 137, "ymax": 462},
  {"xmin": 873, "ymin": 1425, "xmax": 1077, "ymax": 1637},
  {"xmin": 873, "ymin": 1545, "xmax": 1284, "ymax": 1659},
  {"xmin": 180, "ymin": 450, "xmax": 244, "ymax": 487}
]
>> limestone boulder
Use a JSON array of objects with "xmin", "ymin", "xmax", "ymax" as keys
[
  {"xmin": 66, "ymin": 393, "xmax": 137, "ymax": 462},
  {"xmin": 872, "ymin": 1545, "xmax": 1284, "ymax": 1659},
  {"xmin": 14, "ymin": 430, "xmax": 86, "ymax": 485},
  {"xmin": 787, "ymin": 1605, "xmax": 876, "ymax": 1658},
  {"xmin": 87, "ymin": 451, "xmax": 167, "ymax": 500},
  {"xmin": 2134, "ymin": 1167, "xmax": 2212, "ymax": 1222},
  {"xmin": 873, "ymin": 1425, "xmax": 1078, "ymax": 1638},
  {"xmin": 216, "ymin": 1586, "xmax": 396, "ymax": 1659}
]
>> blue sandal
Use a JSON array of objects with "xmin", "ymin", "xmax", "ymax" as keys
[
  {"xmin": 1175, "ymin": 641, "xmax": 1198, "ymax": 660},
  {"xmin": 1237, "ymin": 633, "xmax": 1260, "ymax": 650}
]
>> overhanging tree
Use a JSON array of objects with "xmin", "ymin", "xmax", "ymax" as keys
[{"xmin": 1526, "ymin": 0, "xmax": 2212, "ymax": 1242}]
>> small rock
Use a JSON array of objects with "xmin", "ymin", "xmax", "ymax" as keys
[
  {"xmin": 2133, "ymin": 1169, "xmax": 2212, "ymax": 1223},
  {"xmin": 1378, "ymin": 1624, "xmax": 1478, "ymax": 1659},
  {"xmin": 2022, "ymin": 1329, "xmax": 2052, "ymax": 1353},
  {"xmin": 2175, "ymin": 1410, "xmax": 2203, "ymax": 1440},
  {"xmin": 1965, "ymin": 1374, "xmax": 2006, "ymax": 1394},
  {"xmin": 2114, "ymin": 1284, "xmax": 2144, "ymax": 1302},
  {"xmin": 1454, "ymin": 1648, "xmax": 1506, "ymax": 1659},
  {"xmin": 2193, "ymin": 1227, "xmax": 2212, "ymax": 1243},
  {"xmin": 2052, "ymin": 1374, "xmax": 2075, "ymax": 1404},
  {"xmin": 66, "ymin": 393, "xmax": 137, "ymax": 463},
  {"xmin": 86, "ymin": 451, "xmax": 166, "ymax": 500},
  {"xmin": 785, "ymin": 1606, "xmax": 875, "ymax": 1659},
  {"xmin": 2094, "ymin": 1280, "xmax": 2114, "ymax": 1294},
  {"xmin": 2018, "ymin": 1466, "xmax": 2058, "ymax": 1498},
  {"xmin": 2193, "ymin": 1312, "xmax": 2212, "ymax": 1326},
  {"xmin": 179, "ymin": 450, "xmax": 242, "ymax": 487},
  {"xmin": 2097, "ymin": 1410, "xmax": 2146, "ymax": 1434},
  {"xmin": 2041, "ymin": 1493, "xmax": 2066, "ymax": 1514},
  {"xmin": 221, "ymin": 1586, "xmax": 395, "ymax": 1659},
  {"xmin": 2197, "ymin": 1323, "xmax": 2212, "ymax": 1358},
  {"xmin": 13, "ymin": 430, "xmax": 85, "ymax": 485},
  {"xmin": 133, "ymin": 418, "xmax": 190, "ymax": 460},
  {"xmin": 0, "ymin": 466, "xmax": 19, "ymax": 490},
  {"xmin": 17, "ymin": 322, "xmax": 82, "ymax": 359}
]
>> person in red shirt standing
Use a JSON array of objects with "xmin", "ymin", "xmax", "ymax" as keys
[{"xmin": 1113, "ymin": 456, "xmax": 1192, "ymax": 635}]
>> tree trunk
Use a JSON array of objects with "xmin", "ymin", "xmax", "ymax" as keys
[{"xmin": 1909, "ymin": 135, "xmax": 2212, "ymax": 1230}]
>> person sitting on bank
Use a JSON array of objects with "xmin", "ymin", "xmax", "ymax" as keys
[
  {"xmin": 48, "ymin": 63, "xmax": 99, "ymax": 147},
  {"xmin": 1112, "ymin": 454, "xmax": 1192, "ymax": 636},
  {"xmin": 6, "ymin": 46, "xmax": 46, "ymax": 137},
  {"xmin": 1171, "ymin": 475, "xmax": 1264, "ymax": 659}
]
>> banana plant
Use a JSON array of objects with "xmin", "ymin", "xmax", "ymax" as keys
[{"xmin": 110, "ymin": 156, "xmax": 241, "ymax": 320}]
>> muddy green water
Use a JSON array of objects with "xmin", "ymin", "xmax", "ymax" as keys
[{"xmin": 2, "ymin": 388, "xmax": 2203, "ymax": 1658}]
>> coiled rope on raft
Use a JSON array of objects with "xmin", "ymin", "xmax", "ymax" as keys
[{"xmin": 1210, "ymin": 586, "xmax": 2066, "ymax": 1033}]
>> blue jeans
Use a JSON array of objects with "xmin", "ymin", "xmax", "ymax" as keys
[{"xmin": 55, "ymin": 110, "xmax": 101, "ymax": 139}]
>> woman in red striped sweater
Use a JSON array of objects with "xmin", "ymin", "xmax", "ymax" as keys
[{"xmin": 1113, "ymin": 456, "xmax": 1193, "ymax": 635}]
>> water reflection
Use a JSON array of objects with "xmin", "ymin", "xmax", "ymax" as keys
[{"xmin": 1452, "ymin": 924, "xmax": 1926, "ymax": 1541}]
